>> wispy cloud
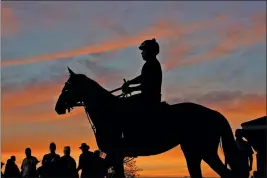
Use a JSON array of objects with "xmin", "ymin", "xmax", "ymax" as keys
[
  {"xmin": 168, "ymin": 90, "xmax": 266, "ymax": 123},
  {"xmin": 1, "ymin": 2, "xmax": 265, "ymax": 177},
  {"xmin": 97, "ymin": 17, "xmax": 130, "ymax": 38},
  {"xmin": 162, "ymin": 36, "xmax": 212, "ymax": 70},
  {"xmin": 2, "ymin": 81, "xmax": 65, "ymax": 111},
  {"xmin": 1, "ymin": 7, "xmax": 19, "ymax": 37},
  {"xmin": 2, "ymin": 104, "xmax": 84, "ymax": 126},
  {"xmin": 2, "ymin": 67, "xmax": 125, "ymax": 112},
  {"xmin": 164, "ymin": 12, "xmax": 266, "ymax": 70},
  {"xmin": 1, "ymin": 15, "xmax": 227, "ymax": 67}
]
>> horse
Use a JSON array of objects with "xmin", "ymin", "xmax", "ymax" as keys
[{"xmin": 55, "ymin": 67, "xmax": 245, "ymax": 178}]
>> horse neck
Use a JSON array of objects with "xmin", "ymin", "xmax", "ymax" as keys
[
  {"xmin": 83, "ymin": 78, "xmax": 116, "ymax": 106},
  {"xmin": 82, "ymin": 78, "xmax": 117, "ymax": 128}
]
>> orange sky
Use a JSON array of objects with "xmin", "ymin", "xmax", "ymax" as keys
[
  {"xmin": 1, "ymin": 1, "xmax": 266, "ymax": 177},
  {"xmin": 1, "ymin": 79, "xmax": 265, "ymax": 177}
]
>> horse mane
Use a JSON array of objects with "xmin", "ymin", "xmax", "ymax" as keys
[{"xmin": 80, "ymin": 74, "xmax": 117, "ymax": 103}]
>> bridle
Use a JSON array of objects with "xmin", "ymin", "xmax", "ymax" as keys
[{"xmin": 63, "ymin": 79, "xmax": 135, "ymax": 165}]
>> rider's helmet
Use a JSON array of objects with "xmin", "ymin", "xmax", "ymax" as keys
[{"xmin": 139, "ymin": 38, "xmax": 159, "ymax": 56}]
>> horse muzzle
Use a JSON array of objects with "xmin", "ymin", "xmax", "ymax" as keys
[{"xmin": 55, "ymin": 106, "xmax": 66, "ymax": 115}]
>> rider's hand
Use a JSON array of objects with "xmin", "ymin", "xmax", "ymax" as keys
[
  {"xmin": 122, "ymin": 82, "xmax": 132, "ymax": 94},
  {"xmin": 122, "ymin": 81, "xmax": 130, "ymax": 91},
  {"xmin": 122, "ymin": 86, "xmax": 132, "ymax": 94}
]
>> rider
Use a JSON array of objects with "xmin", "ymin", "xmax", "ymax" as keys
[{"xmin": 121, "ymin": 38, "xmax": 162, "ymax": 109}]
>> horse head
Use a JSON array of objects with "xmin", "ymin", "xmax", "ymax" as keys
[
  {"xmin": 55, "ymin": 67, "xmax": 92, "ymax": 115},
  {"xmin": 54, "ymin": 67, "xmax": 121, "ymax": 160},
  {"xmin": 55, "ymin": 66, "xmax": 116, "ymax": 113}
]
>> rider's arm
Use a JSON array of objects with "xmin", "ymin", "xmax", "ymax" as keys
[{"xmin": 128, "ymin": 75, "xmax": 142, "ymax": 85}]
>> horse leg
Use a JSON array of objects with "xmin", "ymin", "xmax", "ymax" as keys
[
  {"xmin": 203, "ymin": 153, "xmax": 232, "ymax": 178},
  {"xmin": 113, "ymin": 156, "xmax": 125, "ymax": 178},
  {"xmin": 182, "ymin": 147, "xmax": 203, "ymax": 178}
]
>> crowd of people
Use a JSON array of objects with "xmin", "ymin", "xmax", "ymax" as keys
[
  {"xmin": 1, "ymin": 142, "xmax": 108, "ymax": 178},
  {"xmin": 1, "ymin": 128, "xmax": 255, "ymax": 178}
]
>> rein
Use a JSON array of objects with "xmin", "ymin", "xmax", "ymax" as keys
[
  {"xmin": 76, "ymin": 87, "xmax": 134, "ymax": 164},
  {"xmin": 81, "ymin": 91, "xmax": 129, "ymax": 136},
  {"xmin": 84, "ymin": 106, "xmax": 97, "ymax": 135}
]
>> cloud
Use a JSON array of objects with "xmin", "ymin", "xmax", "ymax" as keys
[
  {"xmin": 2, "ymin": 89, "xmax": 262, "ymax": 177},
  {"xmin": 2, "ymin": 64, "xmax": 126, "ymax": 112},
  {"xmin": 168, "ymin": 90, "xmax": 266, "ymax": 127},
  {"xmin": 2, "ymin": 110, "xmax": 88, "ymax": 143},
  {"xmin": 162, "ymin": 36, "xmax": 213, "ymax": 70},
  {"xmin": 1, "ymin": 7, "xmax": 19, "ymax": 37},
  {"xmin": 2, "ymin": 104, "xmax": 84, "ymax": 126},
  {"xmin": 1, "ymin": 55, "xmax": 124, "ymax": 95},
  {"xmin": 169, "ymin": 90, "xmax": 266, "ymax": 110},
  {"xmin": 97, "ymin": 17, "xmax": 130, "ymax": 38},
  {"xmin": 164, "ymin": 12, "xmax": 266, "ymax": 70},
  {"xmin": 1, "ymin": 15, "xmax": 228, "ymax": 67},
  {"xmin": 2, "ymin": 81, "xmax": 65, "ymax": 111},
  {"xmin": 1, "ymin": 2, "xmax": 84, "ymax": 35},
  {"xmin": 79, "ymin": 60, "xmax": 126, "ymax": 83},
  {"xmin": 2, "ymin": 4, "xmax": 264, "ymax": 176}
]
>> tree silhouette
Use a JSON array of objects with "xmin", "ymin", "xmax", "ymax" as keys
[
  {"xmin": 107, "ymin": 158, "xmax": 142, "ymax": 178},
  {"xmin": 124, "ymin": 159, "xmax": 143, "ymax": 178}
]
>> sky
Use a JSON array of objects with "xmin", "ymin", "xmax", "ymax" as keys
[{"xmin": 1, "ymin": 1, "xmax": 266, "ymax": 177}]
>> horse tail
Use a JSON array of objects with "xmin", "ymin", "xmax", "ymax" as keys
[{"xmin": 219, "ymin": 113, "xmax": 240, "ymax": 174}]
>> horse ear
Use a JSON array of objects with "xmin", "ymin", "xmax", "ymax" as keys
[{"xmin": 67, "ymin": 66, "xmax": 75, "ymax": 76}]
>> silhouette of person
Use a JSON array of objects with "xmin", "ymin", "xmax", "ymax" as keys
[
  {"xmin": 236, "ymin": 129, "xmax": 254, "ymax": 177},
  {"xmin": 4, "ymin": 156, "xmax": 21, "ymax": 177},
  {"xmin": 1, "ymin": 162, "xmax": 4, "ymax": 177},
  {"xmin": 121, "ymin": 38, "xmax": 162, "ymax": 110},
  {"xmin": 77, "ymin": 143, "xmax": 95, "ymax": 178},
  {"xmin": 60, "ymin": 146, "xmax": 78, "ymax": 178},
  {"xmin": 41, "ymin": 142, "xmax": 61, "ymax": 177},
  {"xmin": 226, "ymin": 129, "xmax": 254, "ymax": 178},
  {"xmin": 21, "ymin": 148, "xmax": 39, "ymax": 178},
  {"xmin": 92, "ymin": 150, "xmax": 107, "ymax": 178}
]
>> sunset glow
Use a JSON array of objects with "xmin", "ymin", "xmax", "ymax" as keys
[{"xmin": 1, "ymin": 1, "xmax": 266, "ymax": 177}]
